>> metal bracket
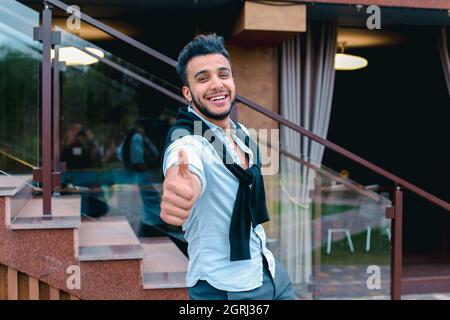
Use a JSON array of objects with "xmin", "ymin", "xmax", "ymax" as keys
[
  {"xmin": 32, "ymin": 168, "xmax": 61, "ymax": 188},
  {"xmin": 33, "ymin": 27, "xmax": 61, "ymax": 45},
  {"xmin": 385, "ymin": 206, "xmax": 395, "ymax": 219}
]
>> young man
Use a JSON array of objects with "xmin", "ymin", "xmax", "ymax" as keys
[{"xmin": 160, "ymin": 34, "xmax": 296, "ymax": 300}]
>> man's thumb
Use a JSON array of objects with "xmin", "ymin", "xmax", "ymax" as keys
[{"xmin": 178, "ymin": 149, "xmax": 189, "ymax": 178}]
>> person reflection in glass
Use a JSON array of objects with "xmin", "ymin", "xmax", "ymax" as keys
[
  {"xmin": 119, "ymin": 118, "xmax": 163, "ymax": 231},
  {"xmin": 119, "ymin": 118, "xmax": 188, "ymax": 255},
  {"xmin": 61, "ymin": 123, "xmax": 107, "ymax": 217}
]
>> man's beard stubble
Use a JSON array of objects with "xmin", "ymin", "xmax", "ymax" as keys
[{"xmin": 190, "ymin": 90, "xmax": 235, "ymax": 121}]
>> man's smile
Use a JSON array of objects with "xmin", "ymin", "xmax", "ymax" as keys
[{"xmin": 205, "ymin": 92, "xmax": 230, "ymax": 107}]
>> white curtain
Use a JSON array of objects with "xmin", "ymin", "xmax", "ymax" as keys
[
  {"xmin": 279, "ymin": 21, "xmax": 337, "ymax": 287},
  {"xmin": 437, "ymin": 27, "xmax": 450, "ymax": 97}
]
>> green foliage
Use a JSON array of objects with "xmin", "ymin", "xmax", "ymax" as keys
[
  {"xmin": 0, "ymin": 46, "xmax": 39, "ymax": 172},
  {"xmin": 0, "ymin": 43, "xmax": 143, "ymax": 173},
  {"xmin": 61, "ymin": 61, "xmax": 140, "ymax": 151},
  {"xmin": 313, "ymin": 202, "xmax": 358, "ymax": 217}
]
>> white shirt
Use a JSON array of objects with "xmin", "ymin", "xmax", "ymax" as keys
[{"xmin": 163, "ymin": 106, "xmax": 275, "ymax": 292}]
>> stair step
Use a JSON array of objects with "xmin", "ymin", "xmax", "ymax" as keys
[
  {"xmin": 0, "ymin": 175, "xmax": 31, "ymax": 197},
  {"xmin": 141, "ymin": 237, "xmax": 188, "ymax": 289},
  {"xmin": 78, "ymin": 216, "xmax": 144, "ymax": 261},
  {"xmin": 9, "ymin": 196, "xmax": 81, "ymax": 230}
]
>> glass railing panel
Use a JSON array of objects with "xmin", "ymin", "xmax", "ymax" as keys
[
  {"xmin": 54, "ymin": 29, "xmax": 392, "ymax": 296},
  {"xmin": 0, "ymin": 0, "xmax": 41, "ymax": 173},
  {"xmin": 53, "ymin": 28, "xmax": 187, "ymax": 261},
  {"xmin": 238, "ymin": 104, "xmax": 392, "ymax": 299}
]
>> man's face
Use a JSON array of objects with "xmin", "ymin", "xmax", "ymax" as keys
[{"xmin": 182, "ymin": 53, "xmax": 236, "ymax": 121}]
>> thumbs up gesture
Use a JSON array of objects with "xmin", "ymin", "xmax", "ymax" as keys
[
  {"xmin": 160, "ymin": 149, "xmax": 201, "ymax": 226},
  {"xmin": 177, "ymin": 149, "xmax": 191, "ymax": 180}
]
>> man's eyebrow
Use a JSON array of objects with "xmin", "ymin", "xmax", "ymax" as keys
[
  {"xmin": 194, "ymin": 67, "xmax": 231, "ymax": 78},
  {"xmin": 218, "ymin": 67, "xmax": 231, "ymax": 73},
  {"xmin": 194, "ymin": 70, "xmax": 209, "ymax": 78}
]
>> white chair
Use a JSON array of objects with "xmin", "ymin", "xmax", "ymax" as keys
[
  {"xmin": 365, "ymin": 226, "xmax": 391, "ymax": 252},
  {"xmin": 326, "ymin": 228, "xmax": 355, "ymax": 254}
]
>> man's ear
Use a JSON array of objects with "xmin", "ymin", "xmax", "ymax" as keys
[{"xmin": 182, "ymin": 86, "xmax": 192, "ymax": 103}]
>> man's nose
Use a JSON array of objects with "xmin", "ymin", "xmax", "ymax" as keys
[{"xmin": 209, "ymin": 75, "xmax": 224, "ymax": 90}]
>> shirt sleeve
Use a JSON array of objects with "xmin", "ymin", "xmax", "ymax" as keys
[{"xmin": 162, "ymin": 135, "xmax": 207, "ymax": 196}]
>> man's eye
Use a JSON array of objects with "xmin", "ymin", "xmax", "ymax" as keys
[
  {"xmin": 219, "ymin": 73, "xmax": 229, "ymax": 78},
  {"xmin": 198, "ymin": 77, "xmax": 208, "ymax": 82}
]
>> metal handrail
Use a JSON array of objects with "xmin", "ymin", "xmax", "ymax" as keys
[{"xmin": 44, "ymin": 0, "xmax": 449, "ymax": 212}]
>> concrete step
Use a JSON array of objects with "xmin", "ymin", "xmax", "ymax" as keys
[
  {"xmin": 141, "ymin": 237, "xmax": 188, "ymax": 289},
  {"xmin": 78, "ymin": 216, "xmax": 144, "ymax": 261},
  {"xmin": 0, "ymin": 174, "xmax": 32, "ymax": 197},
  {"xmin": 8, "ymin": 196, "xmax": 81, "ymax": 230}
]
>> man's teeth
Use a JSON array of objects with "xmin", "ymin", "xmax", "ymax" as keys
[{"xmin": 211, "ymin": 95, "xmax": 226, "ymax": 101}]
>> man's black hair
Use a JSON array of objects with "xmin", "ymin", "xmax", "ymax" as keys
[{"xmin": 176, "ymin": 34, "xmax": 231, "ymax": 85}]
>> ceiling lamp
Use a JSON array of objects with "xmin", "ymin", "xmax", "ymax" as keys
[
  {"xmin": 51, "ymin": 46, "xmax": 104, "ymax": 66},
  {"xmin": 85, "ymin": 47, "xmax": 105, "ymax": 59},
  {"xmin": 335, "ymin": 42, "xmax": 368, "ymax": 71}
]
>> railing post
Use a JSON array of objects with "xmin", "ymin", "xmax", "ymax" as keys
[
  {"xmin": 312, "ymin": 176, "xmax": 322, "ymax": 299},
  {"xmin": 33, "ymin": 2, "xmax": 61, "ymax": 215},
  {"xmin": 41, "ymin": 3, "xmax": 53, "ymax": 215},
  {"xmin": 390, "ymin": 186, "xmax": 403, "ymax": 300}
]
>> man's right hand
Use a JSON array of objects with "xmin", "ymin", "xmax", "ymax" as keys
[{"xmin": 160, "ymin": 149, "xmax": 201, "ymax": 226}]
